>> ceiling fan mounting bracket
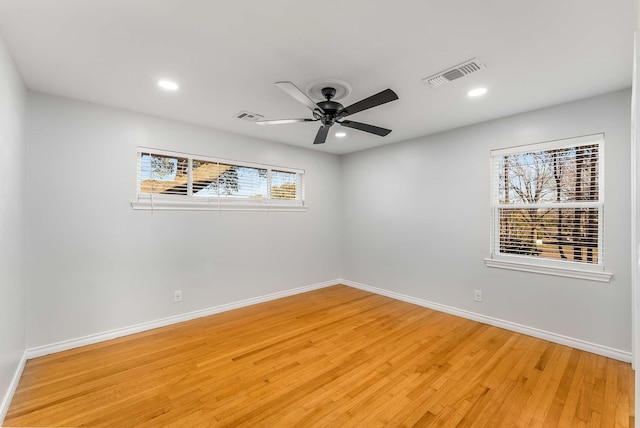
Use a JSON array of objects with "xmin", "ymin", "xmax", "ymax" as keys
[
  {"xmin": 321, "ymin": 87, "xmax": 336, "ymax": 101},
  {"xmin": 306, "ymin": 79, "xmax": 352, "ymax": 101}
]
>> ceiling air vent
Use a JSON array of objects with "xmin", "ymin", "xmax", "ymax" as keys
[
  {"xmin": 422, "ymin": 58, "xmax": 486, "ymax": 88},
  {"xmin": 235, "ymin": 111, "xmax": 264, "ymax": 122}
]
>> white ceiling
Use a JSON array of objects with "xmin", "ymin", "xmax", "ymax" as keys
[{"xmin": 0, "ymin": 0, "xmax": 635, "ymax": 154}]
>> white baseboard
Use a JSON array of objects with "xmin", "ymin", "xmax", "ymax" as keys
[
  {"xmin": 19, "ymin": 276, "xmax": 632, "ymax": 368},
  {"xmin": 26, "ymin": 279, "xmax": 339, "ymax": 360},
  {"xmin": 339, "ymin": 279, "xmax": 632, "ymax": 363},
  {"xmin": 0, "ymin": 350, "xmax": 27, "ymax": 426}
]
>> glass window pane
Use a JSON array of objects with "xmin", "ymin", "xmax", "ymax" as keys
[
  {"xmin": 191, "ymin": 160, "xmax": 232, "ymax": 195},
  {"xmin": 139, "ymin": 153, "xmax": 188, "ymax": 195},
  {"xmin": 499, "ymin": 145, "xmax": 599, "ymax": 205},
  {"xmin": 192, "ymin": 161, "xmax": 268, "ymax": 199},
  {"xmin": 499, "ymin": 206, "xmax": 599, "ymax": 264},
  {"xmin": 271, "ymin": 170, "xmax": 297, "ymax": 200}
]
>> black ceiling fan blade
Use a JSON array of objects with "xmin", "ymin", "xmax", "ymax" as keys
[
  {"xmin": 313, "ymin": 125, "xmax": 331, "ymax": 145},
  {"xmin": 338, "ymin": 88, "xmax": 398, "ymax": 118},
  {"xmin": 256, "ymin": 118, "xmax": 316, "ymax": 125},
  {"xmin": 339, "ymin": 120, "xmax": 392, "ymax": 137},
  {"xmin": 275, "ymin": 81, "xmax": 325, "ymax": 113}
]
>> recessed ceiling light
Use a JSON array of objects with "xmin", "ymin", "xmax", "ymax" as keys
[
  {"xmin": 158, "ymin": 80, "xmax": 179, "ymax": 91},
  {"xmin": 468, "ymin": 87, "xmax": 487, "ymax": 97},
  {"xmin": 335, "ymin": 132, "xmax": 346, "ymax": 138}
]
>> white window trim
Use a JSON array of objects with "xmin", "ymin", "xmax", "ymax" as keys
[
  {"xmin": 130, "ymin": 196, "xmax": 307, "ymax": 212},
  {"xmin": 131, "ymin": 147, "xmax": 307, "ymax": 212},
  {"xmin": 484, "ymin": 257, "xmax": 613, "ymax": 282},
  {"xmin": 487, "ymin": 133, "xmax": 612, "ymax": 282}
]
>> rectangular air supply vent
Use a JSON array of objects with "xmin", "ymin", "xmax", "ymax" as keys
[
  {"xmin": 422, "ymin": 58, "xmax": 486, "ymax": 87},
  {"xmin": 235, "ymin": 111, "xmax": 264, "ymax": 122}
]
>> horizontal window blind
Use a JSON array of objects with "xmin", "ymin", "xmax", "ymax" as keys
[
  {"xmin": 136, "ymin": 148, "xmax": 305, "ymax": 208},
  {"xmin": 490, "ymin": 135, "xmax": 604, "ymax": 267},
  {"xmin": 271, "ymin": 170, "xmax": 298, "ymax": 200},
  {"xmin": 139, "ymin": 153, "xmax": 189, "ymax": 195},
  {"xmin": 191, "ymin": 160, "xmax": 268, "ymax": 199}
]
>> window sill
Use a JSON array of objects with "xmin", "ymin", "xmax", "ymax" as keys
[
  {"xmin": 484, "ymin": 257, "xmax": 613, "ymax": 282},
  {"xmin": 131, "ymin": 199, "xmax": 308, "ymax": 212}
]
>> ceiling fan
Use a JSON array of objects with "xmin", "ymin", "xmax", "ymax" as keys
[{"xmin": 256, "ymin": 81, "xmax": 399, "ymax": 145}]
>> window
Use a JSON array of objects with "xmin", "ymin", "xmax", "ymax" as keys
[
  {"xmin": 485, "ymin": 134, "xmax": 612, "ymax": 282},
  {"xmin": 132, "ymin": 148, "xmax": 305, "ymax": 211}
]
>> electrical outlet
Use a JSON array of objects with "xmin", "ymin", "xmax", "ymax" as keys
[
  {"xmin": 174, "ymin": 290, "xmax": 182, "ymax": 302},
  {"xmin": 474, "ymin": 290, "xmax": 482, "ymax": 302}
]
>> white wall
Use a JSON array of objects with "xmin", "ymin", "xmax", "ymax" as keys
[
  {"xmin": 342, "ymin": 89, "xmax": 632, "ymax": 353},
  {"xmin": 17, "ymin": 86, "xmax": 635, "ymax": 357},
  {"xmin": 24, "ymin": 93, "xmax": 342, "ymax": 348},
  {"xmin": 0, "ymin": 33, "xmax": 26, "ymax": 418}
]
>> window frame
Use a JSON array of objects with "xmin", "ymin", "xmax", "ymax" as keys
[
  {"xmin": 484, "ymin": 134, "xmax": 612, "ymax": 282},
  {"xmin": 131, "ymin": 147, "xmax": 307, "ymax": 211}
]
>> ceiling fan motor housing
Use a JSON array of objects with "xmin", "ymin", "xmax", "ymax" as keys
[{"xmin": 316, "ymin": 87, "xmax": 343, "ymax": 126}]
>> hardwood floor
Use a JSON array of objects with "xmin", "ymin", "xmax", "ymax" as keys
[{"xmin": 5, "ymin": 285, "xmax": 634, "ymax": 427}]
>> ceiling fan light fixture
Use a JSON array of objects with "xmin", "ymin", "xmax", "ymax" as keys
[{"xmin": 158, "ymin": 80, "xmax": 179, "ymax": 91}]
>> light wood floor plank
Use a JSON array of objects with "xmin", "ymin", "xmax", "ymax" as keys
[{"xmin": 5, "ymin": 285, "xmax": 634, "ymax": 427}]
